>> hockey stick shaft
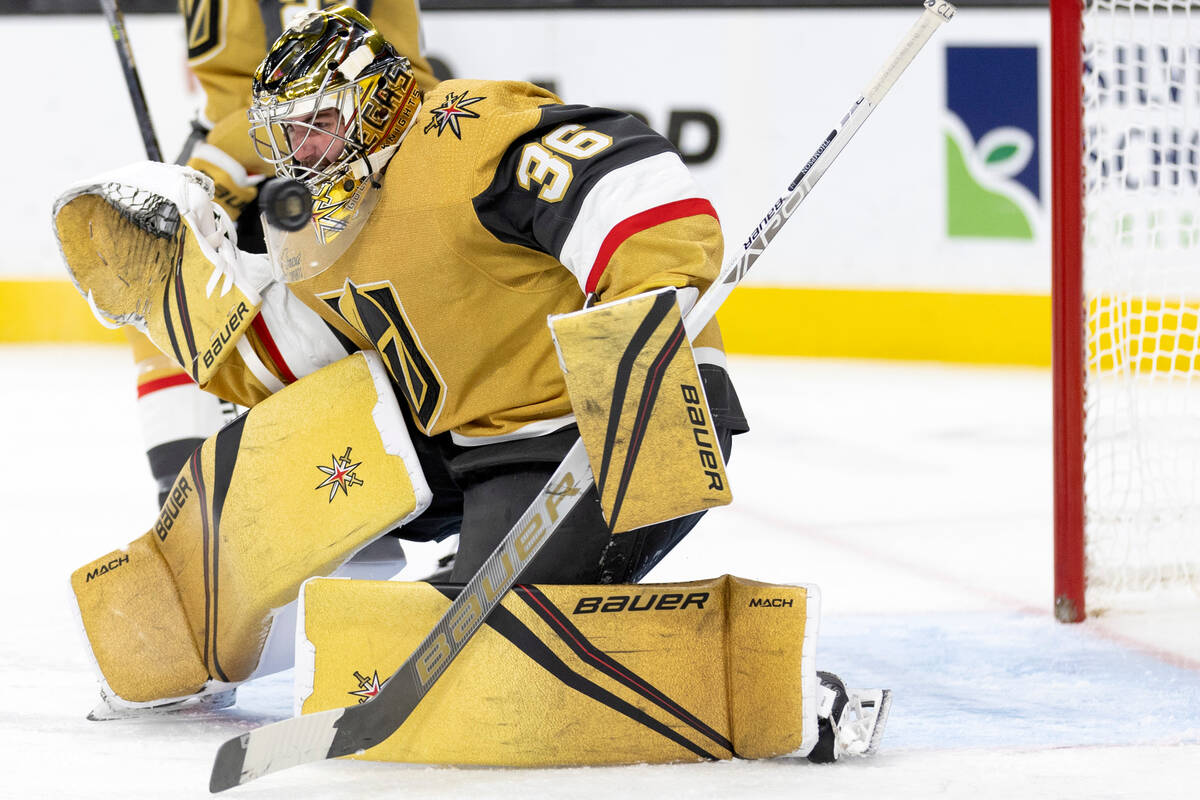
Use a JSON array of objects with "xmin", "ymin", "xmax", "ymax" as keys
[
  {"xmin": 209, "ymin": 3, "xmax": 954, "ymax": 791},
  {"xmin": 99, "ymin": 0, "xmax": 163, "ymax": 162},
  {"xmin": 686, "ymin": 0, "xmax": 955, "ymax": 338}
]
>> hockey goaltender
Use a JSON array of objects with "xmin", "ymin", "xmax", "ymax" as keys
[{"xmin": 52, "ymin": 3, "xmax": 891, "ymax": 778}]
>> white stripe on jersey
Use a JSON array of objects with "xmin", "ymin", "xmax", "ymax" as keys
[
  {"xmin": 135, "ymin": 381, "xmax": 230, "ymax": 450},
  {"xmin": 257, "ymin": 283, "xmax": 352, "ymax": 383},
  {"xmin": 450, "ymin": 414, "xmax": 578, "ymax": 447},
  {"xmin": 557, "ymin": 151, "xmax": 706, "ymax": 291},
  {"xmin": 190, "ymin": 141, "xmax": 261, "ymax": 187}
]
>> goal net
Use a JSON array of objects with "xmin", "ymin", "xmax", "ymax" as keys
[{"xmin": 1053, "ymin": 0, "xmax": 1200, "ymax": 619}]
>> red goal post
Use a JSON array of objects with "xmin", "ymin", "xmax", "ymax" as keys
[
  {"xmin": 1051, "ymin": 0, "xmax": 1086, "ymax": 623},
  {"xmin": 1052, "ymin": 0, "xmax": 1200, "ymax": 622}
]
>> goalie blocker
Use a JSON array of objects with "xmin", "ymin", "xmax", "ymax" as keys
[{"xmin": 550, "ymin": 287, "xmax": 733, "ymax": 533}]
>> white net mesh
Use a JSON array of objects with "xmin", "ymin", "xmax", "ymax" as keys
[
  {"xmin": 1082, "ymin": 0, "xmax": 1200, "ymax": 612},
  {"xmin": 97, "ymin": 181, "xmax": 180, "ymax": 236}
]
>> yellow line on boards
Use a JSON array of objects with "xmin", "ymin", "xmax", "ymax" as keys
[
  {"xmin": 1, "ymin": 280, "xmax": 1052, "ymax": 366},
  {"xmin": 715, "ymin": 286, "xmax": 1050, "ymax": 366},
  {"xmin": 0, "ymin": 280, "xmax": 123, "ymax": 344}
]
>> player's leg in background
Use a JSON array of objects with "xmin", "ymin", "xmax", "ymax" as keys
[{"xmin": 125, "ymin": 328, "xmax": 238, "ymax": 507}]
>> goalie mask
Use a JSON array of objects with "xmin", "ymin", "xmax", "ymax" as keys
[{"xmin": 248, "ymin": 5, "xmax": 422, "ymax": 280}]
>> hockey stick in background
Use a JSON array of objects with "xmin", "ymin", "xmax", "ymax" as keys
[
  {"xmin": 99, "ymin": 0, "xmax": 163, "ymax": 162},
  {"xmin": 210, "ymin": 1, "xmax": 955, "ymax": 791},
  {"xmin": 99, "ymin": 0, "xmax": 311, "ymax": 229}
]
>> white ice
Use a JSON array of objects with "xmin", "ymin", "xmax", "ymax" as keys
[{"xmin": 2, "ymin": 347, "xmax": 1199, "ymax": 800}]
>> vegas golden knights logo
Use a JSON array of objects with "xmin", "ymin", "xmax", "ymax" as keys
[
  {"xmin": 349, "ymin": 669, "xmax": 385, "ymax": 703},
  {"xmin": 318, "ymin": 280, "xmax": 445, "ymax": 430},
  {"xmin": 182, "ymin": 0, "xmax": 221, "ymax": 60}
]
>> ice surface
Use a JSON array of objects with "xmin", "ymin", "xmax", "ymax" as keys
[{"xmin": 2, "ymin": 347, "xmax": 1199, "ymax": 799}]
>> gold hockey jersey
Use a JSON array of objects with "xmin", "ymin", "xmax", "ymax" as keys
[{"xmin": 208, "ymin": 80, "xmax": 735, "ymax": 445}]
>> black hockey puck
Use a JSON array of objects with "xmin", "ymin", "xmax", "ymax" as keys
[{"xmin": 260, "ymin": 179, "xmax": 313, "ymax": 232}]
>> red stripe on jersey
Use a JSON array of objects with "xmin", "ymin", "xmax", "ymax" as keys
[
  {"xmin": 584, "ymin": 198, "xmax": 719, "ymax": 295},
  {"xmin": 250, "ymin": 315, "xmax": 298, "ymax": 385},
  {"xmin": 136, "ymin": 373, "xmax": 195, "ymax": 398}
]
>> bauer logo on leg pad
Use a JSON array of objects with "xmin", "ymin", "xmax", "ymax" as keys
[
  {"xmin": 155, "ymin": 476, "xmax": 193, "ymax": 541},
  {"xmin": 572, "ymin": 591, "xmax": 710, "ymax": 614},
  {"xmin": 550, "ymin": 288, "xmax": 732, "ymax": 532}
]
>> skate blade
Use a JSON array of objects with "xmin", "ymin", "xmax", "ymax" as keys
[
  {"xmin": 838, "ymin": 687, "xmax": 892, "ymax": 758},
  {"xmin": 87, "ymin": 688, "xmax": 237, "ymax": 721},
  {"xmin": 863, "ymin": 688, "xmax": 892, "ymax": 756}
]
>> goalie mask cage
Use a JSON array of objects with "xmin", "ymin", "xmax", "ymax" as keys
[{"xmin": 1053, "ymin": 0, "xmax": 1200, "ymax": 622}]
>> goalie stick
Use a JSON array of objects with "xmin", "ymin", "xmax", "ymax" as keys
[{"xmin": 209, "ymin": 2, "xmax": 955, "ymax": 791}]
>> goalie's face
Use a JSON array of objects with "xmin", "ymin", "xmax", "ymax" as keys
[
  {"xmin": 284, "ymin": 107, "xmax": 351, "ymax": 172},
  {"xmin": 249, "ymin": 85, "xmax": 363, "ymax": 190}
]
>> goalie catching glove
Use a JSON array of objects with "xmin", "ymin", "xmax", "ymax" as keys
[{"xmin": 52, "ymin": 161, "xmax": 274, "ymax": 385}]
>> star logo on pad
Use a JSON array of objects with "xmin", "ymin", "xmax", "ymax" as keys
[
  {"xmin": 315, "ymin": 446, "xmax": 364, "ymax": 502},
  {"xmin": 350, "ymin": 670, "xmax": 386, "ymax": 703},
  {"xmin": 424, "ymin": 91, "xmax": 485, "ymax": 139}
]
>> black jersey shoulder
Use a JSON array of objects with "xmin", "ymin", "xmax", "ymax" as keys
[{"xmin": 472, "ymin": 104, "xmax": 680, "ymax": 259}]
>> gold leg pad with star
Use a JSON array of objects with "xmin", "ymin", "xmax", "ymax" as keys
[{"xmin": 70, "ymin": 351, "xmax": 430, "ymax": 705}]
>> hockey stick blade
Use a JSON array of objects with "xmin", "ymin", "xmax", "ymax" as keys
[{"xmin": 209, "ymin": 3, "xmax": 952, "ymax": 791}]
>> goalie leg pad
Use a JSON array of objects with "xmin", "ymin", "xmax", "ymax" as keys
[
  {"xmin": 549, "ymin": 288, "xmax": 732, "ymax": 533},
  {"xmin": 71, "ymin": 534, "xmax": 209, "ymax": 704},
  {"xmin": 295, "ymin": 574, "xmax": 819, "ymax": 766},
  {"xmin": 71, "ymin": 351, "xmax": 430, "ymax": 705}
]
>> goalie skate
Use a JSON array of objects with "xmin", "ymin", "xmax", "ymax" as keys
[
  {"xmin": 87, "ymin": 684, "xmax": 237, "ymax": 722},
  {"xmin": 806, "ymin": 671, "xmax": 892, "ymax": 763}
]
